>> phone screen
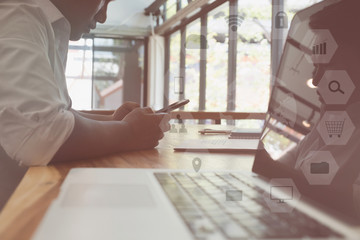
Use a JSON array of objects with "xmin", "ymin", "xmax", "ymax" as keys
[{"xmin": 155, "ymin": 99, "xmax": 190, "ymax": 113}]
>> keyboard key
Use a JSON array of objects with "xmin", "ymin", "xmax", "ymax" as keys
[
  {"xmin": 154, "ymin": 172, "xmax": 176, "ymax": 183},
  {"xmin": 230, "ymin": 211, "xmax": 253, "ymax": 222},
  {"xmin": 187, "ymin": 217, "xmax": 220, "ymax": 239},
  {"xmin": 218, "ymin": 220, "xmax": 249, "ymax": 239}
]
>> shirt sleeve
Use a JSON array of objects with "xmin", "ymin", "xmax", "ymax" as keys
[{"xmin": 0, "ymin": 7, "xmax": 74, "ymax": 166}]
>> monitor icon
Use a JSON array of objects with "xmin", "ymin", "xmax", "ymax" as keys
[
  {"xmin": 270, "ymin": 186, "xmax": 293, "ymax": 203},
  {"xmin": 265, "ymin": 178, "xmax": 300, "ymax": 213}
]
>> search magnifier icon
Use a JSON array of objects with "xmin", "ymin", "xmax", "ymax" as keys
[{"xmin": 328, "ymin": 80, "xmax": 345, "ymax": 94}]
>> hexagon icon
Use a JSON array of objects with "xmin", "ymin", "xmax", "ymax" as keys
[
  {"xmin": 173, "ymin": 111, "xmax": 194, "ymax": 134},
  {"xmin": 300, "ymin": 151, "xmax": 339, "ymax": 185},
  {"xmin": 303, "ymin": 29, "xmax": 338, "ymax": 64},
  {"xmin": 317, "ymin": 70, "xmax": 355, "ymax": 105},
  {"xmin": 317, "ymin": 111, "xmax": 355, "ymax": 145},
  {"xmin": 263, "ymin": 178, "xmax": 301, "ymax": 213}
]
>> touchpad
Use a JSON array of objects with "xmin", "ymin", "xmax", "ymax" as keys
[{"xmin": 60, "ymin": 184, "xmax": 156, "ymax": 208}]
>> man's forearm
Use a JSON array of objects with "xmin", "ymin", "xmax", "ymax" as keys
[
  {"xmin": 52, "ymin": 110, "xmax": 131, "ymax": 162},
  {"xmin": 77, "ymin": 110, "xmax": 113, "ymax": 121}
]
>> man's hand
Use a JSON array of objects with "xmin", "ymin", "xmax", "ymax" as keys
[
  {"xmin": 122, "ymin": 107, "xmax": 171, "ymax": 149},
  {"xmin": 53, "ymin": 107, "xmax": 171, "ymax": 162},
  {"xmin": 112, "ymin": 102, "xmax": 140, "ymax": 121}
]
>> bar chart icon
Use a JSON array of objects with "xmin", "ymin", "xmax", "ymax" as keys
[
  {"xmin": 312, "ymin": 42, "xmax": 327, "ymax": 55},
  {"xmin": 304, "ymin": 30, "xmax": 337, "ymax": 64}
]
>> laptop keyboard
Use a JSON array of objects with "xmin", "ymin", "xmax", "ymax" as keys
[{"xmin": 154, "ymin": 172, "xmax": 342, "ymax": 239}]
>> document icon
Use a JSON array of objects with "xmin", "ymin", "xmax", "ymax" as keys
[{"xmin": 310, "ymin": 162, "xmax": 329, "ymax": 174}]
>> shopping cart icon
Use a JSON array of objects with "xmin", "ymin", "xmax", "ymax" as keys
[{"xmin": 325, "ymin": 119, "xmax": 345, "ymax": 138}]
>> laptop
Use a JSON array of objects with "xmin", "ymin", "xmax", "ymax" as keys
[
  {"xmin": 32, "ymin": 1, "xmax": 360, "ymax": 239},
  {"xmin": 31, "ymin": 130, "xmax": 360, "ymax": 240}
]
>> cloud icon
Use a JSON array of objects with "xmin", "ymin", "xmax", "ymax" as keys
[{"xmin": 185, "ymin": 34, "xmax": 208, "ymax": 49}]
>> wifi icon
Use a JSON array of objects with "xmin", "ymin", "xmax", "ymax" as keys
[{"xmin": 225, "ymin": 14, "xmax": 244, "ymax": 32}]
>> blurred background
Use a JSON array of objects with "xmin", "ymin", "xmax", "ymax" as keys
[{"xmin": 65, "ymin": 0, "xmax": 323, "ymax": 127}]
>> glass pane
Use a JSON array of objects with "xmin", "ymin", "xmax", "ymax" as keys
[
  {"xmin": 206, "ymin": 1, "xmax": 229, "ymax": 111},
  {"xmin": 236, "ymin": 0, "xmax": 271, "ymax": 113},
  {"xmin": 285, "ymin": 0, "xmax": 324, "ymax": 16},
  {"xmin": 166, "ymin": 0, "xmax": 177, "ymax": 19},
  {"xmin": 280, "ymin": 0, "xmax": 325, "ymax": 44},
  {"xmin": 184, "ymin": 19, "xmax": 201, "ymax": 111},
  {"xmin": 168, "ymin": 31, "xmax": 181, "ymax": 105},
  {"xmin": 66, "ymin": 38, "xmax": 93, "ymax": 110},
  {"xmin": 181, "ymin": 0, "xmax": 188, "ymax": 9},
  {"xmin": 93, "ymin": 38, "xmax": 144, "ymax": 110}
]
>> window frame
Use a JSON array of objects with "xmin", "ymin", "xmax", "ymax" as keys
[
  {"xmin": 66, "ymin": 34, "xmax": 147, "ymax": 109},
  {"xmin": 162, "ymin": 0, "xmax": 279, "ymax": 113}
]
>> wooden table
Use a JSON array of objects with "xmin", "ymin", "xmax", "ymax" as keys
[{"xmin": 0, "ymin": 124, "xmax": 255, "ymax": 240}]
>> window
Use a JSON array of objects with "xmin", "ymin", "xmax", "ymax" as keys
[
  {"xmin": 165, "ymin": 0, "xmax": 178, "ymax": 19},
  {"xmin": 206, "ymin": 2, "xmax": 229, "ymax": 111},
  {"xmin": 66, "ymin": 38, "xmax": 93, "ymax": 110},
  {"xmin": 184, "ymin": 19, "xmax": 201, "ymax": 111},
  {"xmin": 164, "ymin": 0, "xmax": 190, "ymax": 20},
  {"xmin": 163, "ymin": 0, "xmax": 323, "ymax": 119},
  {"xmin": 65, "ymin": 0, "xmax": 324, "ymax": 113},
  {"xmin": 66, "ymin": 37, "xmax": 145, "ymax": 110},
  {"xmin": 168, "ymin": 31, "xmax": 181, "ymax": 107},
  {"xmin": 236, "ymin": 0, "xmax": 271, "ymax": 112}
]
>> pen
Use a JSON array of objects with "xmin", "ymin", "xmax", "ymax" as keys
[{"xmin": 198, "ymin": 129, "xmax": 232, "ymax": 135}]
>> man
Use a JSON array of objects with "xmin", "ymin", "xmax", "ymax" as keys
[{"xmin": 0, "ymin": 0, "xmax": 170, "ymax": 210}]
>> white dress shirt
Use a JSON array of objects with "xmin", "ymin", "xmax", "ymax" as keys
[{"xmin": 0, "ymin": 0, "xmax": 75, "ymax": 166}]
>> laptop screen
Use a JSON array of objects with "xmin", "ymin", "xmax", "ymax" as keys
[
  {"xmin": 261, "ymin": 114, "xmax": 304, "ymax": 160},
  {"xmin": 257, "ymin": 0, "xmax": 337, "ymax": 162},
  {"xmin": 252, "ymin": 0, "xmax": 360, "ymax": 219},
  {"xmin": 254, "ymin": 1, "xmax": 339, "ymax": 160}
]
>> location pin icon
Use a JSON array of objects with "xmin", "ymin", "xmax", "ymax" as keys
[{"xmin": 192, "ymin": 158, "xmax": 201, "ymax": 173}]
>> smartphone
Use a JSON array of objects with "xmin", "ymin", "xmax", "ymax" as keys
[{"xmin": 155, "ymin": 99, "xmax": 190, "ymax": 113}]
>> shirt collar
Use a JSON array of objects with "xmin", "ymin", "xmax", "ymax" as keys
[{"xmin": 34, "ymin": 0, "xmax": 67, "ymax": 24}]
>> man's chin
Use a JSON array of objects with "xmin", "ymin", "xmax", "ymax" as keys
[{"xmin": 69, "ymin": 32, "xmax": 84, "ymax": 41}]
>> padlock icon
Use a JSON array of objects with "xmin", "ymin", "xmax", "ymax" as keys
[{"xmin": 275, "ymin": 11, "xmax": 288, "ymax": 29}]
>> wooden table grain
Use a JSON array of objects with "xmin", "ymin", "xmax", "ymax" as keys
[{"xmin": 0, "ymin": 124, "xmax": 255, "ymax": 240}]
